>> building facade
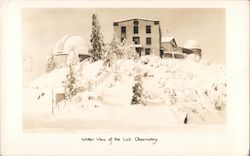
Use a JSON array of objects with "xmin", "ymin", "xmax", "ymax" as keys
[{"xmin": 113, "ymin": 18, "xmax": 161, "ymax": 56}]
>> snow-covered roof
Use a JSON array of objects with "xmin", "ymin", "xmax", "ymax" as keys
[
  {"xmin": 161, "ymin": 36, "xmax": 174, "ymax": 42},
  {"xmin": 114, "ymin": 17, "xmax": 159, "ymax": 23},
  {"xmin": 184, "ymin": 40, "xmax": 201, "ymax": 49},
  {"xmin": 53, "ymin": 34, "xmax": 89, "ymax": 55},
  {"xmin": 134, "ymin": 44, "xmax": 142, "ymax": 48},
  {"xmin": 163, "ymin": 51, "xmax": 184, "ymax": 54},
  {"xmin": 130, "ymin": 44, "xmax": 142, "ymax": 48}
]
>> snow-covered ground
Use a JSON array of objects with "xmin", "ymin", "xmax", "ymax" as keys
[{"xmin": 23, "ymin": 55, "xmax": 226, "ymax": 132}]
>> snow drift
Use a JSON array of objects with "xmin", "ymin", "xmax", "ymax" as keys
[{"xmin": 23, "ymin": 55, "xmax": 227, "ymax": 131}]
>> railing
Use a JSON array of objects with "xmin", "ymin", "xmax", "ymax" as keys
[{"xmin": 51, "ymin": 69, "xmax": 112, "ymax": 114}]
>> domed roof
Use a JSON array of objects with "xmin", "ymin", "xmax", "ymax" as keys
[
  {"xmin": 53, "ymin": 34, "xmax": 89, "ymax": 55},
  {"xmin": 184, "ymin": 40, "xmax": 201, "ymax": 49}
]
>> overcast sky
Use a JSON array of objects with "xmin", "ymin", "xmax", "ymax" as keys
[{"xmin": 22, "ymin": 8, "xmax": 225, "ymax": 81}]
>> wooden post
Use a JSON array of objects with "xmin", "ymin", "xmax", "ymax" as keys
[{"xmin": 52, "ymin": 85, "xmax": 54, "ymax": 114}]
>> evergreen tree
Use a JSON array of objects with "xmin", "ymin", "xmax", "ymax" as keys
[
  {"xmin": 122, "ymin": 40, "xmax": 138, "ymax": 60},
  {"xmin": 113, "ymin": 61, "xmax": 121, "ymax": 82},
  {"xmin": 131, "ymin": 74, "xmax": 143, "ymax": 105},
  {"xmin": 89, "ymin": 13, "xmax": 105, "ymax": 62},
  {"xmin": 109, "ymin": 34, "xmax": 123, "ymax": 59},
  {"xmin": 67, "ymin": 47, "xmax": 80, "ymax": 66},
  {"xmin": 103, "ymin": 44, "xmax": 115, "ymax": 67},
  {"xmin": 45, "ymin": 52, "xmax": 56, "ymax": 73},
  {"xmin": 63, "ymin": 48, "xmax": 80, "ymax": 101},
  {"xmin": 63, "ymin": 64, "xmax": 77, "ymax": 101}
]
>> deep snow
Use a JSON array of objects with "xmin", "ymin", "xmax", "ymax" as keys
[{"xmin": 23, "ymin": 55, "xmax": 226, "ymax": 132}]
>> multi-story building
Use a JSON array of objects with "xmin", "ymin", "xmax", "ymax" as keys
[{"xmin": 113, "ymin": 18, "xmax": 161, "ymax": 57}]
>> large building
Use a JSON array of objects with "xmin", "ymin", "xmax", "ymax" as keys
[{"xmin": 113, "ymin": 18, "xmax": 161, "ymax": 57}]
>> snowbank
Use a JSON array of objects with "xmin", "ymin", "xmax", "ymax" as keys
[
  {"xmin": 30, "ymin": 68, "xmax": 66, "ymax": 89},
  {"xmin": 80, "ymin": 60, "xmax": 104, "ymax": 82},
  {"xmin": 24, "ymin": 55, "xmax": 227, "ymax": 129}
]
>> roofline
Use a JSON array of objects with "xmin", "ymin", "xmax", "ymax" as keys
[
  {"xmin": 114, "ymin": 17, "xmax": 159, "ymax": 23},
  {"xmin": 54, "ymin": 53, "xmax": 68, "ymax": 56}
]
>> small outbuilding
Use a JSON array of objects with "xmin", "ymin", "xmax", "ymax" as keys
[
  {"xmin": 183, "ymin": 40, "xmax": 202, "ymax": 57},
  {"xmin": 161, "ymin": 36, "xmax": 185, "ymax": 59},
  {"xmin": 161, "ymin": 36, "xmax": 178, "ymax": 52}
]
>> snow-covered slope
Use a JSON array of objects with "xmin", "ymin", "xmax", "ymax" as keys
[{"xmin": 23, "ymin": 55, "xmax": 226, "ymax": 131}]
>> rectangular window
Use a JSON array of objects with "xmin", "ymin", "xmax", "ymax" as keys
[
  {"xmin": 134, "ymin": 26, "xmax": 138, "ymax": 34},
  {"xmin": 146, "ymin": 25, "xmax": 151, "ymax": 33},
  {"xmin": 146, "ymin": 37, "xmax": 151, "ymax": 45},
  {"xmin": 133, "ymin": 37, "xmax": 140, "ymax": 44},
  {"xmin": 165, "ymin": 53, "xmax": 173, "ymax": 58},
  {"xmin": 121, "ymin": 26, "xmax": 126, "ymax": 33},
  {"xmin": 174, "ymin": 53, "xmax": 185, "ymax": 59},
  {"xmin": 154, "ymin": 21, "xmax": 159, "ymax": 25},
  {"xmin": 145, "ymin": 48, "xmax": 151, "ymax": 55}
]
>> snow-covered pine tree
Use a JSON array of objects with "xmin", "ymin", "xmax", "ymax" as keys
[
  {"xmin": 131, "ymin": 74, "xmax": 143, "ymax": 105},
  {"xmin": 113, "ymin": 61, "xmax": 121, "ymax": 82},
  {"xmin": 120, "ymin": 39, "xmax": 127, "ymax": 58},
  {"xmin": 63, "ymin": 64, "xmax": 77, "ymax": 101},
  {"xmin": 67, "ymin": 47, "xmax": 80, "ymax": 66},
  {"xmin": 63, "ymin": 48, "xmax": 80, "ymax": 101},
  {"xmin": 89, "ymin": 13, "xmax": 105, "ymax": 62},
  {"xmin": 109, "ymin": 34, "xmax": 123, "ymax": 59},
  {"xmin": 122, "ymin": 41, "xmax": 138, "ymax": 60},
  {"xmin": 45, "ymin": 52, "xmax": 56, "ymax": 73},
  {"xmin": 103, "ymin": 44, "xmax": 115, "ymax": 68}
]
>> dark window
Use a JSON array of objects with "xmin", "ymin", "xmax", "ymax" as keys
[
  {"xmin": 146, "ymin": 25, "xmax": 151, "ymax": 33},
  {"xmin": 133, "ymin": 37, "xmax": 140, "ymax": 44},
  {"xmin": 79, "ymin": 54, "xmax": 90, "ymax": 62},
  {"xmin": 121, "ymin": 26, "xmax": 126, "ymax": 33},
  {"xmin": 165, "ymin": 53, "xmax": 173, "ymax": 58},
  {"xmin": 145, "ymin": 48, "xmax": 151, "ymax": 55},
  {"xmin": 174, "ymin": 53, "xmax": 185, "ymax": 59},
  {"xmin": 134, "ymin": 20, "xmax": 139, "ymax": 25},
  {"xmin": 113, "ymin": 22, "xmax": 118, "ymax": 26},
  {"xmin": 134, "ymin": 26, "xmax": 139, "ymax": 34},
  {"xmin": 146, "ymin": 37, "xmax": 151, "ymax": 45},
  {"xmin": 154, "ymin": 21, "xmax": 159, "ymax": 25}
]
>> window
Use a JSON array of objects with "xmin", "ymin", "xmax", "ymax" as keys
[
  {"xmin": 154, "ymin": 21, "xmax": 159, "ymax": 25},
  {"xmin": 121, "ymin": 26, "xmax": 126, "ymax": 33},
  {"xmin": 146, "ymin": 25, "xmax": 151, "ymax": 33},
  {"xmin": 145, "ymin": 48, "xmax": 151, "ymax": 55},
  {"xmin": 134, "ymin": 26, "xmax": 138, "ymax": 34},
  {"xmin": 174, "ymin": 53, "xmax": 185, "ymax": 59},
  {"xmin": 133, "ymin": 37, "xmax": 140, "ymax": 44},
  {"xmin": 165, "ymin": 53, "xmax": 173, "ymax": 58},
  {"xmin": 134, "ymin": 20, "xmax": 139, "ymax": 25},
  {"xmin": 146, "ymin": 37, "xmax": 151, "ymax": 45}
]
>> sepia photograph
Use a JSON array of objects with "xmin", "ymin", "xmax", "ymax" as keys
[
  {"xmin": 1, "ymin": 1, "xmax": 249, "ymax": 155},
  {"xmin": 22, "ymin": 8, "xmax": 227, "ymax": 132}
]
